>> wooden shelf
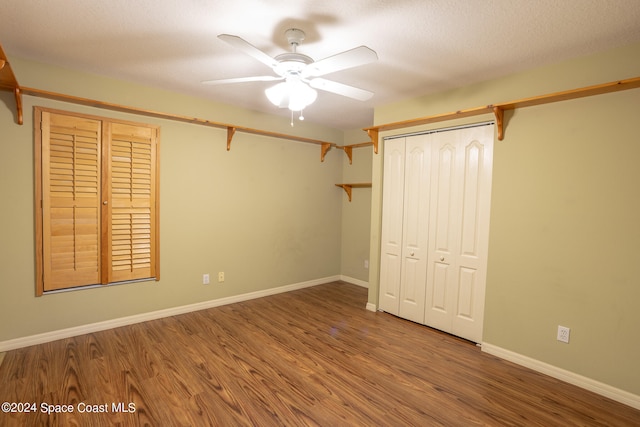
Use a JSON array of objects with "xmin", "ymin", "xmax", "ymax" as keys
[
  {"xmin": 0, "ymin": 42, "xmax": 338, "ymax": 161},
  {"xmin": 7, "ymin": 42, "xmax": 636, "ymax": 160},
  {"xmin": 363, "ymin": 76, "xmax": 640, "ymax": 146},
  {"xmin": 19, "ymin": 86, "xmax": 338, "ymax": 160},
  {"xmin": 335, "ymin": 183, "xmax": 372, "ymax": 202}
]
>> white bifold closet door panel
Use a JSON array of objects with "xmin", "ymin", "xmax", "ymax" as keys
[
  {"xmin": 379, "ymin": 124, "xmax": 493, "ymax": 343},
  {"xmin": 378, "ymin": 138, "xmax": 406, "ymax": 316},
  {"xmin": 398, "ymin": 136, "xmax": 432, "ymax": 322},
  {"xmin": 379, "ymin": 135, "xmax": 432, "ymax": 323},
  {"xmin": 424, "ymin": 125, "xmax": 494, "ymax": 343}
]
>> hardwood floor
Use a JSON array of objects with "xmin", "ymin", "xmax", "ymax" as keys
[{"xmin": 1, "ymin": 281, "xmax": 638, "ymax": 426}]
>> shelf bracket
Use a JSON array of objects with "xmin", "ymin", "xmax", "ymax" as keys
[
  {"xmin": 320, "ymin": 143, "xmax": 332, "ymax": 162},
  {"xmin": 493, "ymin": 106, "xmax": 504, "ymax": 141},
  {"xmin": 14, "ymin": 86, "xmax": 23, "ymax": 125},
  {"xmin": 342, "ymin": 145, "xmax": 353, "ymax": 164},
  {"xmin": 226, "ymin": 126, "xmax": 236, "ymax": 151},
  {"xmin": 366, "ymin": 128, "xmax": 379, "ymax": 154},
  {"xmin": 335, "ymin": 183, "xmax": 371, "ymax": 202},
  {"xmin": 336, "ymin": 184, "xmax": 353, "ymax": 202}
]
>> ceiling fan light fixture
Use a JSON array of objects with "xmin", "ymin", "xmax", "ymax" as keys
[
  {"xmin": 265, "ymin": 79, "xmax": 317, "ymax": 112},
  {"xmin": 265, "ymin": 81, "xmax": 289, "ymax": 107}
]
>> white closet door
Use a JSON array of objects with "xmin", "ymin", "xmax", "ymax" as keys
[
  {"xmin": 379, "ymin": 124, "xmax": 493, "ymax": 343},
  {"xmin": 398, "ymin": 135, "xmax": 431, "ymax": 322},
  {"xmin": 424, "ymin": 130, "xmax": 460, "ymax": 332},
  {"xmin": 424, "ymin": 125, "xmax": 494, "ymax": 343},
  {"xmin": 450, "ymin": 125, "xmax": 494, "ymax": 342},
  {"xmin": 379, "ymin": 138, "xmax": 406, "ymax": 315}
]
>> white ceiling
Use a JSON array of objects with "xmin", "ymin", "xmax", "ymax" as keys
[{"xmin": 1, "ymin": 0, "xmax": 639, "ymax": 130}]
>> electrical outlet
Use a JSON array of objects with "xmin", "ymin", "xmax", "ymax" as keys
[
  {"xmin": 364, "ymin": 260, "xmax": 369, "ymax": 269},
  {"xmin": 557, "ymin": 325, "xmax": 570, "ymax": 343},
  {"xmin": 218, "ymin": 272, "xmax": 225, "ymax": 282},
  {"xmin": 202, "ymin": 274, "xmax": 210, "ymax": 285}
]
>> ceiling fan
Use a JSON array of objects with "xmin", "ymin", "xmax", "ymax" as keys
[{"xmin": 202, "ymin": 28, "xmax": 378, "ymax": 117}]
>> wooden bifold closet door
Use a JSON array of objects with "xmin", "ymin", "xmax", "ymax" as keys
[
  {"xmin": 36, "ymin": 108, "xmax": 159, "ymax": 294},
  {"xmin": 41, "ymin": 112, "xmax": 102, "ymax": 290},
  {"xmin": 102, "ymin": 122, "xmax": 157, "ymax": 284}
]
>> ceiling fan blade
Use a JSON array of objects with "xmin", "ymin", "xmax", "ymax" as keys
[
  {"xmin": 218, "ymin": 34, "xmax": 278, "ymax": 69},
  {"xmin": 309, "ymin": 78, "xmax": 374, "ymax": 101},
  {"xmin": 201, "ymin": 76, "xmax": 283, "ymax": 85},
  {"xmin": 302, "ymin": 46, "xmax": 378, "ymax": 78}
]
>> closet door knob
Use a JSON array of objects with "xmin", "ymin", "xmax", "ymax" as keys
[
  {"xmin": 440, "ymin": 256, "xmax": 445, "ymax": 262},
  {"xmin": 410, "ymin": 252, "xmax": 415, "ymax": 257}
]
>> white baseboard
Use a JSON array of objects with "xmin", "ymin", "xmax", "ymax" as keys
[
  {"xmin": 0, "ymin": 275, "xmax": 340, "ymax": 353},
  {"xmin": 339, "ymin": 275, "xmax": 369, "ymax": 288},
  {"xmin": 337, "ymin": 276, "xmax": 374, "ymax": 311},
  {"xmin": 481, "ymin": 342, "xmax": 640, "ymax": 410}
]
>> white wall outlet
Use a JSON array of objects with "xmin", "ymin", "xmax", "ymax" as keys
[
  {"xmin": 364, "ymin": 260, "xmax": 369, "ymax": 269},
  {"xmin": 218, "ymin": 272, "xmax": 225, "ymax": 282},
  {"xmin": 202, "ymin": 274, "xmax": 210, "ymax": 285},
  {"xmin": 557, "ymin": 325, "xmax": 570, "ymax": 343}
]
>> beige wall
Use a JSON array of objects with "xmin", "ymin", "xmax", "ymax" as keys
[
  {"xmin": 368, "ymin": 41, "xmax": 640, "ymax": 396},
  {"xmin": 339, "ymin": 129, "xmax": 373, "ymax": 282},
  {"xmin": 0, "ymin": 57, "xmax": 358, "ymax": 342}
]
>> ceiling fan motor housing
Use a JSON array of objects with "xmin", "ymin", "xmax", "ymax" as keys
[
  {"xmin": 285, "ymin": 28, "xmax": 306, "ymax": 46},
  {"xmin": 274, "ymin": 52, "xmax": 314, "ymax": 77},
  {"xmin": 273, "ymin": 29, "xmax": 314, "ymax": 77}
]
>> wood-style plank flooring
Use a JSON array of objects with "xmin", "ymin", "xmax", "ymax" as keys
[{"xmin": 1, "ymin": 282, "xmax": 639, "ymax": 426}]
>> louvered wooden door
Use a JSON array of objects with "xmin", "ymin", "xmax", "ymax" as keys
[
  {"xmin": 103, "ymin": 122, "xmax": 157, "ymax": 283},
  {"xmin": 41, "ymin": 112, "xmax": 102, "ymax": 291},
  {"xmin": 37, "ymin": 108, "xmax": 159, "ymax": 294}
]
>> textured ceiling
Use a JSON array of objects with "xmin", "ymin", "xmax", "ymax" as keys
[{"xmin": 1, "ymin": 0, "xmax": 639, "ymax": 130}]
